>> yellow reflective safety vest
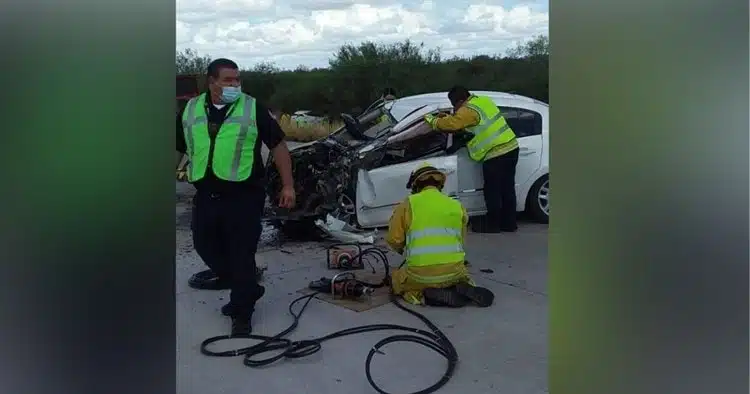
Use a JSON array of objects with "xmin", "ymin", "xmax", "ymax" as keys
[
  {"xmin": 464, "ymin": 95, "xmax": 517, "ymax": 162},
  {"xmin": 405, "ymin": 188, "xmax": 466, "ymax": 267},
  {"xmin": 181, "ymin": 93, "xmax": 258, "ymax": 182}
]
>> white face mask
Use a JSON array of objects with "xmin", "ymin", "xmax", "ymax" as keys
[{"xmin": 220, "ymin": 86, "xmax": 242, "ymax": 103}]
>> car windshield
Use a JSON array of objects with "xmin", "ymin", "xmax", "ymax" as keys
[
  {"xmin": 395, "ymin": 105, "xmax": 427, "ymax": 122},
  {"xmin": 326, "ymin": 106, "xmax": 385, "ymax": 143}
]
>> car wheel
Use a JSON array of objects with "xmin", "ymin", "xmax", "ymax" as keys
[{"xmin": 526, "ymin": 174, "xmax": 549, "ymax": 224}]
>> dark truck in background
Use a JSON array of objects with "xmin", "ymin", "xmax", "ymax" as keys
[
  {"xmin": 176, "ymin": 75, "xmax": 200, "ymax": 173},
  {"xmin": 176, "ymin": 74, "xmax": 200, "ymax": 114}
]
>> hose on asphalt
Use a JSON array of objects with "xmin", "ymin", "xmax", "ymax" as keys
[{"xmin": 199, "ymin": 246, "xmax": 459, "ymax": 394}]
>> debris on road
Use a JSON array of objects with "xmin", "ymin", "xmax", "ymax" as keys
[{"xmin": 315, "ymin": 214, "xmax": 376, "ymax": 244}]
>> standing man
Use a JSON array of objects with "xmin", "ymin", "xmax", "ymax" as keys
[
  {"xmin": 387, "ymin": 163, "xmax": 494, "ymax": 307},
  {"xmin": 424, "ymin": 86, "xmax": 519, "ymax": 233},
  {"xmin": 176, "ymin": 58, "xmax": 296, "ymax": 335}
]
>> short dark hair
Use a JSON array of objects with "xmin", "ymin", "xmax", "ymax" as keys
[
  {"xmin": 447, "ymin": 85, "xmax": 471, "ymax": 104},
  {"xmin": 206, "ymin": 58, "xmax": 239, "ymax": 79}
]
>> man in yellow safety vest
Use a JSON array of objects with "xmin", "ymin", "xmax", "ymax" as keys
[
  {"xmin": 176, "ymin": 58, "xmax": 296, "ymax": 335},
  {"xmin": 386, "ymin": 163, "xmax": 494, "ymax": 307},
  {"xmin": 424, "ymin": 86, "xmax": 520, "ymax": 233}
]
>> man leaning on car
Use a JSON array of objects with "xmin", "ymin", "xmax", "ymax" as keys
[{"xmin": 424, "ymin": 86, "xmax": 520, "ymax": 233}]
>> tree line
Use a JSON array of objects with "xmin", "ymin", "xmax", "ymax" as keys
[{"xmin": 176, "ymin": 35, "xmax": 549, "ymax": 117}]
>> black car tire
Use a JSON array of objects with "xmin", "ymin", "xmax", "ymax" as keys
[{"xmin": 525, "ymin": 174, "xmax": 549, "ymax": 224}]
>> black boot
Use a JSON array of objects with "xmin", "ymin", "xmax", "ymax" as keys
[
  {"xmin": 189, "ymin": 267, "xmax": 264, "ymax": 290},
  {"xmin": 223, "ymin": 286, "xmax": 265, "ymax": 316},
  {"xmin": 188, "ymin": 269, "xmax": 231, "ymax": 290},
  {"xmin": 231, "ymin": 314, "xmax": 253, "ymax": 335},
  {"xmin": 422, "ymin": 287, "xmax": 469, "ymax": 307},
  {"xmin": 455, "ymin": 283, "xmax": 495, "ymax": 307},
  {"xmin": 470, "ymin": 216, "xmax": 502, "ymax": 233}
]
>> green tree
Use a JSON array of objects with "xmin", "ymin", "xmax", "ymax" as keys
[
  {"xmin": 176, "ymin": 49, "xmax": 212, "ymax": 75},
  {"xmin": 175, "ymin": 35, "xmax": 549, "ymax": 115},
  {"xmin": 505, "ymin": 35, "xmax": 550, "ymax": 58}
]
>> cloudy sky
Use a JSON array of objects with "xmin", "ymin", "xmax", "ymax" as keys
[{"xmin": 176, "ymin": 0, "xmax": 548, "ymax": 70}]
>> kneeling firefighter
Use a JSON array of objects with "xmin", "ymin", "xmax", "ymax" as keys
[{"xmin": 386, "ymin": 163, "xmax": 494, "ymax": 307}]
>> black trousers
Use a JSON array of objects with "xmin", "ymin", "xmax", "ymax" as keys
[
  {"xmin": 191, "ymin": 188, "xmax": 265, "ymax": 317},
  {"xmin": 482, "ymin": 147, "xmax": 519, "ymax": 230}
]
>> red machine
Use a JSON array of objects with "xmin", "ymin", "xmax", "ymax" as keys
[
  {"xmin": 176, "ymin": 74, "xmax": 200, "ymax": 113},
  {"xmin": 176, "ymin": 75, "xmax": 200, "ymax": 176},
  {"xmin": 326, "ymin": 243, "xmax": 366, "ymax": 270}
]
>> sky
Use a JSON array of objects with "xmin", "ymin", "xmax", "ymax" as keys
[{"xmin": 176, "ymin": 0, "xmax": 549, "ymax": 70}]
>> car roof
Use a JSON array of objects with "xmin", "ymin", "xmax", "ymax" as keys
[
  {"xmin": 389, "ymin": 91, "xmax": 548, "ymax": 122},
  {"xmin": 390, "ymin": 91, "xmax": 549, "ymax": 134}
]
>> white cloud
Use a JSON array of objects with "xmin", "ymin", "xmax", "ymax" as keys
[{"xmin": 176, "ymin": 0, "xmax": 549, "ymax": 69}]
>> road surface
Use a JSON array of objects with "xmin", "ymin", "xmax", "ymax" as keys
[{"xmin": 175, "ymin": 181, "xmax": 548, "ymax": 394}]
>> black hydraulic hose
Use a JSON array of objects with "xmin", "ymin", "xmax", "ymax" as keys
[
  {"xmin": 199, "ymin": 246, "xmax": 459, "ymax": 394},
  {"xmin": 351, "ymin": 246, "xmax": 391, "ymax": 288}
]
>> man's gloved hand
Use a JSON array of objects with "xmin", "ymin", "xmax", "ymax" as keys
[
  {"xmin": 424, "ymin": 114, "xmax": 437, "ymax": 129},
  {"xmin": 176, "ymin": 170, "xmax": 187, "ymax": 182}
]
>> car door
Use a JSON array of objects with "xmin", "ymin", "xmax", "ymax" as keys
[
  {"xmin": 508, "ymin": 107, "xmax": 544, "ymax": 190},
  {"xmin": 354, "ymin": 132, "xmax": 458, "ymax": 229},
  {"xmin": 456, "ymin": 106, "xmax": 544, "ymax": 215}
]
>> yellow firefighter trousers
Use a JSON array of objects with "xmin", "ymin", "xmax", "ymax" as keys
[{"xmin": 391, "ymin": 262, "xmax": 474, "ymax": 305}]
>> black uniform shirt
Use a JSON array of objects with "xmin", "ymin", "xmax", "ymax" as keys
[{"xmin": 176, "ymin": 92, "xmax": 286, "ymax": 193}]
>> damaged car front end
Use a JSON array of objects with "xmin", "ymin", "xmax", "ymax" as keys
[{"xmin": 265, "ymin": 98, "xmax": 456, "ymax": 230}]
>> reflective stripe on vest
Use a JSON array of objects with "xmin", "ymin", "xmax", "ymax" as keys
[
  {"xmin": 182, "ymin": 94, "xmax": 258, "ymax": 182},
  {"xmin": 405, "ymin": 189, "xmax": 466, "ymax": 267},
  {"xmin": 464, "ymin": 95, "xmax": 517, "ymax": 162}
]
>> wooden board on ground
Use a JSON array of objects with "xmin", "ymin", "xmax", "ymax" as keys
[{"xmin": 297, "ymin": 271, "xmax": 392, "ymax": 312}]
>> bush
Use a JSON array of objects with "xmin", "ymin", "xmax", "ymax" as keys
[
  {"xmin": 176, "ymin": 35, "xmax": 549, "ymax": 117},
  {"xmin": 280, "ymin": 120, "xmax": 344, "ymax": 142}
]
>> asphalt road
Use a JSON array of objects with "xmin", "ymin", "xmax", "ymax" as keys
[{"xmin": 175, "ymin": 181, "xmax": 548, "ymax": 394}]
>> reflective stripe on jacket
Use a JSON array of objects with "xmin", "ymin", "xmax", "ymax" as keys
[
  {"xmin": 181, "ymin": 93, "xmax": 258, "ymax": 182},
  {"xmin": 464, "ymin": 95, "xmax": 518, "ymax": 162},
  {"xmin": 405, "ymin": 188, "xmax": 466, "ymax": 267}
]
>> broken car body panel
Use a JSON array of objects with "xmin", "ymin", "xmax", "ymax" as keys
[
  {"xmin": 266, "ymin": 92, "xmax": 549, "ymax": 229},
  {"xmin": 355, "ymin": 155, "xmax": 459, "ymax": 228}
]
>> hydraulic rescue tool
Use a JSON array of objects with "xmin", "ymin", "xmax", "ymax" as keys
[
  {"xmin": 326, "ymin": 242, "xmax": 366, "ymax": 270},
  {"xmin": 308, "ymin": 272, "xmax": 375, "ymax": 300},
  {"xmin": 199, "ymin": 245, "xmax": 459, "ymax": 394}
]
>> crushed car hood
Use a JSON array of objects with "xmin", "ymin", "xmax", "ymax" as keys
[{"xmin": 288, "ymin": 140, "xmax": 318, "ymax": 152}]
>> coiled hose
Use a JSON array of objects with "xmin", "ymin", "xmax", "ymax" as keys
[{"xmin": 200, "ymin": 246, "xmax": 459, "ymax": 394}]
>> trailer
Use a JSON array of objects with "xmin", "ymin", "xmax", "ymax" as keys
[
  {"xmin": 176, "ymin": 74, "xmax": 200, "ymax": 113},
  {"xmin": 176, "ymin": 75, "xmax": 199, "ymax": 176}
]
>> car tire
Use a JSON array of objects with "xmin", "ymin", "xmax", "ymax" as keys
[{"xmin": 526, "ymin": 174, "xmax": 549, "ymax": 224}]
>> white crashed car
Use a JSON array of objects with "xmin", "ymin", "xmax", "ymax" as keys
[{"xmin": 266, "ymin": 91, "xmax": 549, "ymax": 228}]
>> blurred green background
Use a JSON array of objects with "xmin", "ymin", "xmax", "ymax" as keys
[
  {"xmin": 0, "ymin": 0, "xmax": 746, "ymax": 393},
  {"xmin": 176, "ymin": 36, "xmax": 549, "ymax": 115}
]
